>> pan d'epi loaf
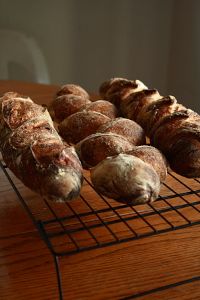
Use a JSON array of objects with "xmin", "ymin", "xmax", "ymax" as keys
[
  {"xmin": 0, "ymin": 92, "xmax": 83, "ymax": 202},
  {"xmin": 99, "ymin": 77, "xmax": 200, "ymax": 178},
  {"xmin": 52, "ymin": 83, "xmax": 145, "ymax": 149},
  {"xmin": 48, "ymin": 81, "xmax": 168, "ymax": 205}
]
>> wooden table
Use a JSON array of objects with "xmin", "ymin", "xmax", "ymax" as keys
[{"xmin": 1, "ymin": 80, "xmax": 200, "ymax": 300}]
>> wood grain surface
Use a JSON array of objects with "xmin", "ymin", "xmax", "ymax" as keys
[{"xmin": 0, "ymin": 80, "xmax": 200, "ymax": 300}]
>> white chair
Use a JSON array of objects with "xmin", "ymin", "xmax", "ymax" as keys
[{"xmin": 0, "ymin": 29, "xmax": 50, "ymax": 84}]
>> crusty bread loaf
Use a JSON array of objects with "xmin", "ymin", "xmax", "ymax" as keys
[
  {"xmin": 100, "ymin": 77, "xmax": 200, "ymax": 178},
  {"xmin": 0, "ymin": 92, "xmax": 83, "ymax": 201},
  {"xmin": 90, "ymin": 153, "xmax": 160, "ymax": 205},
  {"xmin": 75, "ymin": 132, "xmax": 134, "ymax": 168},
  {"xmin": 97, "ymin": 117, "xmax": 146, "ymax": 146},
  {"xmin": 58, "ymin": 110, "xmax": 111, "ymax": 144}
]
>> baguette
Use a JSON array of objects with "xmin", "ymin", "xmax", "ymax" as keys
[
  {"xmin": 0, "ymin": 92, "xmax": 83, "ymax": 201},
  {"xmin": 100, "ymin": 78, "xmax": 200, "ymax": 178}
]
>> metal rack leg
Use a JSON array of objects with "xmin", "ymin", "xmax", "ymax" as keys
[{"xmin": 53, "ymin": 255, "xmax": 63, "ymax": 300}]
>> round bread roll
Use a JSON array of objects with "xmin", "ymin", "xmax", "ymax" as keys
[
  {"xmin": 90, "ymin": 153, "xmax": 160, "ymax": 205},
  {"xmin": 58, "ymin": 110, "xmax": 110, "ymax": 144},
  {"xmin": 51, "ymin": 94, "xmax": 91, "ymax": 122},
  {"xmin": 97, "ymin": 117, "xmax": 146, "ymax": 146},
  {"xmin": 126, "ymin": 145, "xmax": 168, "ymax": 182},
  {"xmin": 56, "ymin": 83, "xmax": 90, "ymax": 99},
  {"xmin": 75, "ymin": 132, "xmax": 134, "ymax": 168},
  {"xmin": 80, "ymin": 100, "xmax": 118, "ymax": 119}
]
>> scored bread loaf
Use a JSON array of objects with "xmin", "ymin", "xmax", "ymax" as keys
[
  {"xmin": 0, "ymin": 92, "xmax": 83, "ymax": 201},
  {"xmin": 100, "ymin": 77, "xmax": 200, "ymax": 178}
]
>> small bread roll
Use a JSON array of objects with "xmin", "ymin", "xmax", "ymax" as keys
[
  {"xmin": 126, "ymin": 145, "xmax": 168, "ymax": 182},
  {"xmin": 80, "ymin": 100, "xmax": 118, "ymax": 119},
  {"xmin": 90, "ymin": 153, "xmax": 160, "ymax": 205},
  {"xmin": 75, "ymin": 133, "xmax": 134, "ymax": 168},
  {"xmin": 51, "ymin": 94, "xmax": 91, "ymax": 122},
  {"xmin": 58, "ymin": 111, "xmax": 110, "ymax": 144},
  {"xmin": 56, "ymin": 83, "xmax": 90, "ymax": 99},
  {"xmin": 97, "ymin": 117, "xmax": 146, "ymax": 146}
]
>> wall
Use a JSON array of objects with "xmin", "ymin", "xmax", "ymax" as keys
[
  {"xmin": 0, "ymin": 0, "xmax": 199, "ymax": 112},
  {"xmin": 167, "ymin": 0, "xmax": 200, "ymax": 112}
]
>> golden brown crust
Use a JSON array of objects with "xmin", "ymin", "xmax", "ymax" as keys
[
  {"xmin": 97, "ymin": 117, "xmax": 146, "ymax": 146},
  {"xmin": 58, "ymin": 110, "xmax": 110, "ymax": 144},
  {"xmin": 75, "ymin": 132, "xmax": 134, "ymax": 168}
]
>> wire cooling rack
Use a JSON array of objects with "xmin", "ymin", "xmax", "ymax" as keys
[{"xmin": 1, "ymin": 159, "xmax": 200, "ymax": 299}]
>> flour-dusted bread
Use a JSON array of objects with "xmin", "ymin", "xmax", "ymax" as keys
[
  {"xmin": 90, "ymin": 153, "xmax": 160, "ymax": 205},
  {"xmin": 51, "ymin": 94, "xmax": 91, "ymax": 122},
  {"xmin": 56, "ymin": 83, "xmax": 90, "ymax": 98},
  {"xmin": 75, "ymin": 132, "xmax": 134, "ymax": 168},
  {"xmin": 97, "ymin": 117, "xmax": 146, "ymax": 146},
  {"xmin": 126, "ymin": 145, "xmax": 168, "ymax": 182},
  {"xmin": 100, "ymin": 77, "xmax": 200, "ymax": 178},
  {"xmin": 0, "ymin": 92, "xmax": 83, "ymax": 201},
  {"xmin": 49, "ymin": 83, "xmax": 90, "ymax": 122},
  {"xmin": 80, "ymin": 100, "xmax": 119, "ymax": 119},
  {"xmin": 58, "ymin": 110, "xmax": 111, "ymax": 144}
]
